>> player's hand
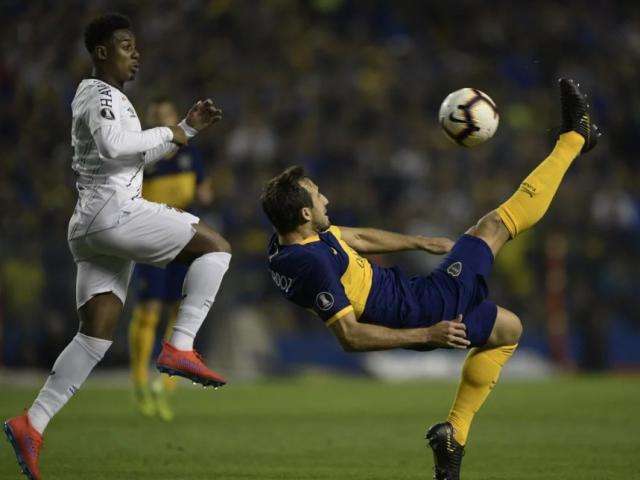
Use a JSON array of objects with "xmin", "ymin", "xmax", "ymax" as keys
[
  {"xmin": 419, "ymin": 236, "xmax": 455, "ymax": 255},
  {"xmin": 169, "ymin": 125, "xmax": 188, "ymax": 146},
  {"xmin": 185, "ymin": 98, "xmax": 223, "ymax": 131},
  {"xmin": 425, "ymin": 315, "xmax": 470, "ymax": 349}
]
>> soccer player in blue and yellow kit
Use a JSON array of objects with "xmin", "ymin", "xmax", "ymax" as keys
[
  {"xmin": 129, "ymin": 98, "xmax": 212, "ymax": 421},
  {"xmin": 262, "ymin": 79, "xmax": 599, "ymax": 479}
]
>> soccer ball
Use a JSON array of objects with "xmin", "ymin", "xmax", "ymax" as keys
[{"xmin": 438, "ymin": 88, "xmax": 499, "ymax": 147}]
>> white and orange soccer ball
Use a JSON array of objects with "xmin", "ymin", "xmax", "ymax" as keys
[{"xmin": 438, "ymin": 88, "xmax": 499, "ymax": 147}]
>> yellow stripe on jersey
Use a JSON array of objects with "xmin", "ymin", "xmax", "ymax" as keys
[
  {"xmin": 142, "ymin": 172, "xmax": 197, "ymax": 209},
  {"xmin": 297, "ymin": 234, "xmax": 320, "ymax": 244},
  {"xmin": 329, "ymin": 226, "xmax": 373, "ymax": 319},
  {"xmin": 328, "ymin": 225, "xmax": 342, "ymax": 239},
  {"xmin": 326, "ymin": 305, "xmax": 354, "ymax": 326}
]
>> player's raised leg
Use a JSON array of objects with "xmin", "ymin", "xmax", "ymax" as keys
[
  {"xmin": 427, "ymin": 306, "xmax": 521, "ymax": 480},
  {"xmin": 463, "ymin": 78, "xmax": 599, "ymax": 262},
  {"xmin": 156, "ymin": 222, "xmax": 232, "ymax": 387},
  {"xmin": 497, "ymin": 78, "xmax": 598, "ymax": 242}
]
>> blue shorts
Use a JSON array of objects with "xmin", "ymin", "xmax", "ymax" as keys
[
  {"xmin": 410, "ymin": 235, "xmax": 497, "ymax": 346},
  {"xmin": 135, "ymin": 262, "xmax": 188, "ymax": 302}
]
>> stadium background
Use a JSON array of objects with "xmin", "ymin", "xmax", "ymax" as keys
[{"xmin": 1, "ymin": 0, "xmax": 639, "ymax": 378}]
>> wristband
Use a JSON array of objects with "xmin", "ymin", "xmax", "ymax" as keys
[{"xmin": 178, "ymin": 119, "xmax": 198, "ymax": 139}]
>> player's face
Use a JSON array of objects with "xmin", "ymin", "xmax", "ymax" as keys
[
  {"xmin": 301, "ymin": 179, "xmax": 330, "ymax": 232},
  {"xmin": 106, "ymin": 29, "xmax": 140, "ymax": 83},
  {"xmin": 147, "ymin": 102, "xmax": 179, "ymax": 127}
]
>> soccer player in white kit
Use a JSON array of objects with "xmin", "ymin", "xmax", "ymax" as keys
[{"xmin": 4, "ymin": 14, "xmax": 231, "ymax": 480}]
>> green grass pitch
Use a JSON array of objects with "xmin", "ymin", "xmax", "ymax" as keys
[{"xmin": 1, "ymin": 375, "xmax": 639, "ymax": 479}]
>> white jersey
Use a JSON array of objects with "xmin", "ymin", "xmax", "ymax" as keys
[{"xmin": 68, "ymin": 79, "xmax": 173, "ymax": 240}]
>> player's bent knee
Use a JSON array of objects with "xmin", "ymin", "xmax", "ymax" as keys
[
  {"xmin": 467, "ymin": 211, "xmax": 503, "ymax": 237},
  {"xmin": 194, "ymin": 223, "xmax": 232, "ymax": 254},
  {"xmin": 78, "ymin": 292, "xmax": 123, "ymax": 340},
  {"xmin": 179, "ymin": 224, "xmax": 232, "ymax": 262},
  {"xmin": 213, "ymin": 236, "xmax": 232, "ymax": 254},
  {"xmin": 488, "ymin": 307, "xmax": 522, "ymax": 346},
  {"xmin": 466, "ymin": 210, "xmax": 510, "ymax": 257},
  {"xmin": 202, "ymin": 234, "xmax": 231, "ymax": 254}
]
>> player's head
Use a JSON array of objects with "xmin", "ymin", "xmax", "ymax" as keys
[
  {"xmin": 261, "ymin": 166, "xmax": 330, "ymax": 235},
  {"xmin": 84, "ymin": 13, "xmax": 139, "ymax": 83},
  {"xmin": 146, "ymin": 97, "xmax": 179, "ymax": 127}
]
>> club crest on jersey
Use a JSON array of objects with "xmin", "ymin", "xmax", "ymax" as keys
[
  {"xmin": 100, "ymin": 107, "xmax": 115, "ymax": 120},
  {"xmin": 447, "ymin": 261, "xmax": 463, "ymax": 277},
  {"xmin": 315, "ymin": 292, "xmax": 334, "ymax": 311}
]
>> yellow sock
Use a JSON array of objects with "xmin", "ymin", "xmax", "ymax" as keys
[
  {"xmin": 447, "ymin": 344, "xmax": 517, "ymax": 445},
  {"xmin": 161, "ymin": 305, "xmax": 179, "ymax": 392},
  {"xmin": 129, "ymin": 304, "xmax": 161, "ymax": 387},
  {"xmin": 498, "ymin": 132, "xmax": 584, "ymax": 237}
]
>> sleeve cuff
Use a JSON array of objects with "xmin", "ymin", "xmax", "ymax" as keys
[
  {"xmin": 178, "ymin": 119, "xmax": 198, "ymax": 139},
  {"xmin": 325, "ymin": 305, "xmax": 354, "ymax": 326},
  {"xmin": 158, "ymin": 126, "xmax": 174, "ymax": 142}
]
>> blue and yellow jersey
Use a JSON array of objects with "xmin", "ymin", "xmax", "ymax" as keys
[
  {"xmin": 267, "ymin": 226, "xmax": 425, "ymax": 327},
  {"xmin": 142, "ymin": 146, "xmax": 204, "ymax": 209}
]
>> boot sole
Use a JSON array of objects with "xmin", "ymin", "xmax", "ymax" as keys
[{"xmin": 3, "ymin": 422, "xmax": 37, "ymax": 480}]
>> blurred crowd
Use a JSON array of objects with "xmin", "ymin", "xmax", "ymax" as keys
[{"xmin": 1, "ymin": 0, "xmax": 639, "ymax": 372}]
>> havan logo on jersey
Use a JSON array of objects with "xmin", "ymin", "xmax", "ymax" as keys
[{"xmin": 97, "ymin": 83, "xmax": 115, "ymax": 120}]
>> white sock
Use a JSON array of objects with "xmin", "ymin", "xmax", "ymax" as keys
[
  {"xmin": 170, "ymin": 252, "xmax": 231, "ymax": 350},
  {"xmin": 27, "ymin": 333, "xmax": 112, "ymax": 434}
]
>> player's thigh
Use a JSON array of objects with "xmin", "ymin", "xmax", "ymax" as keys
[
  {"xmin": 428, "ymin": 234, "xmax": 495, "ymax": 316},
  {"xmin": 484, "ymin": 305, "xmax": 522, "ymax": 347},
  {"xmin": 462, "ymin": 301, "xmax": 499, "ymax": 347},
  {"xmin": 175, "ymin": 221, "xmax": 231, "ymax": 264},
  {"xmin": 75, "ymin": 255, "xmax": 134, "ymax": 311},
  {"xmin": 74, "ymin": 252, "xmax": 132, "ymax": 339},
  {"xmin": 87, "ymin": 199, "xmax": 200, "ymax": 268},
  {"xmin": 465, "ymin": 210, "xmax": 510, "ymax": 258}
]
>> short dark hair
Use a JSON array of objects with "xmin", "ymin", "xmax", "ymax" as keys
[
  {"xmin": 84, "ymin": 13, "xmax": 131, "ymax": 54},
  {"xmin": 261, "ymin": 166, "xmax": 313, "ymax": 234}
]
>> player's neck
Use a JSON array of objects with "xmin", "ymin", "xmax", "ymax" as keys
[
  {"xmin": 278, "ymin": 226, "xmax": 317, "ymax": 246},
  {"xmin": 92, "ymin": 67, "xmax": 125, "ymax": 90}
]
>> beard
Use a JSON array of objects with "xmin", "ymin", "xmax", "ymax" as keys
[{"xmin": 313, "ymin": 216, "xmax": 331, "ymax": 232}]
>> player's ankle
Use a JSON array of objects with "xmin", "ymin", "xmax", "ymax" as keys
[
  {"xmin": 168, "ymin": 331, "xmax": 194, "ymax": 351},
  {"xmin": 27, "ymin": 405, "xmax": 49, "ymax": 435},
  {"xmin": 558, "ymin": 131, "xmax": 585, "ymax": 150}
]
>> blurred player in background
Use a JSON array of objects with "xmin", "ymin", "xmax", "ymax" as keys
[
  {"xmin": 4, "ymin": 13, "xmax": 231, "ymax": 479},
  {"xmin": 129, "ymin": 98, "xmax": 214, "ymax": 421},
  {"xmin": 262, "ymin": 79, "xmax": 598, "ymax": 480}
]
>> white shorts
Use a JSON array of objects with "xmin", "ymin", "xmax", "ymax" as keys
[{"xmin": 68, "ymin": 198, "xmax": 199, "ymax": 309}]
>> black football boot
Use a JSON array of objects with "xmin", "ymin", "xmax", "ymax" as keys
[
  {"xmin": 426, "ymin": 422, "xmax": 465, "ymax": 480},
  {"xmin": 558, "ymin": 77, "xmax": 600, "ymax": 153}
]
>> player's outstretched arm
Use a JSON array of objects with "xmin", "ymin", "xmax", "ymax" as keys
[
  {"xmin": 338, "ymin": 226, "xmax": 453, "ymax": 255},
  {"xmin": 329, "ymin": 311, "xmax": 469, "ymax": 352},
  {"xmin": 94, "ymin": 124, "xmax": 186, "ymax": 160},
  {"xmin": 140, "ymin": 99, "xmax": 222, "ymax": 165}
]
